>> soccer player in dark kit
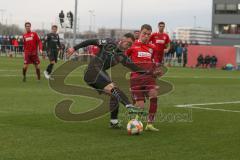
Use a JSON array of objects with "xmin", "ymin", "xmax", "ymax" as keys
[
  {"xmin": 44, "ymin": 25, "xmax": 61, "ymax": 80},
  {"xmin": 67, "ymin": 33, "xmax": 155, "ymax": 125},
  {"xmin": 22, "ymin": 22, "xmax": 43, "ymax": 82}
]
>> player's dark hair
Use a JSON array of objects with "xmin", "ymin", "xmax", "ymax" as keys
[
  {"xmin": 25, "ymin": 22, "xmax": 31, "ymax": 27},
  {"xmin": 134, "ymin": 30, "xmax": 140, "ymax": 33},
  {"xmin": 141, "ymin": 24, "xmax": 152, "ymax": 31},
  {"xmin": 52, "ymin": 25, "xmax": 58, "ymax": 29},
  {"xmin": 124, "ymin": 33, "xmax": 135, "ymax": 41},
  {"xmin": 158, "ymin": 21, "xmax": 165, "ymax": 26}
]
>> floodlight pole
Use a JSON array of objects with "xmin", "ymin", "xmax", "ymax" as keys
[
  {"xmin": 120, "ymin": 0, "xmax": 123, "ymax": 34},
  {"xmin": 73, "ymin": 0, "xmax": 78, "ymax": 45},
  {"xmin": 0, "ymin": 9, "xmax": 6, "ymax": 24}
]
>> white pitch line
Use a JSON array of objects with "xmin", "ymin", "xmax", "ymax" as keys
[
  {"xmin": 176, "ymin": 101, "xmax": 240, "ymax": 107},
  {"xmin": 163, "ymin": 75, "xmax": 240, "ymax": 79},
  {"xmin": 175, "ymin": 101, "xmax": 240, "ymax": 113}
]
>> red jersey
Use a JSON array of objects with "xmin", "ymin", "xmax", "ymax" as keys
[
  {"xmin": 126, "ymin": 40, "xmax": 157, "ymax": 78},
  {"xmin": 150, "ymin": 32, "xmax": 170, "ymax": 63},
  {"xmin": 88, "ymin": 45, "xmax": 100, "ymax": 56},
  {"xmin": 23, "ymin": 32, "xmax": 42, "ymax": 55}
]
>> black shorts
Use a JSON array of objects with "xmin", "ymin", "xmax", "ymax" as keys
[
  {"xmin": 48, "ymin": 49, "xmax": 58, "ymax": 63},
  {"xmin": 84, "ymin": 66, "xmax": 112, "ymax": 94}
]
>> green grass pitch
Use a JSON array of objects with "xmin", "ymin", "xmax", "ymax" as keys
[{"xmin": 0, "ymin": 56, "xmax": 240, "ymax": 160}]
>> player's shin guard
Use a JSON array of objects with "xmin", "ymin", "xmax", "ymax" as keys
[
  {"xmin": 46, "ymin": 64, "xmax": 54, "ymax": 74},
  {"xmin": 110, "ymin": 87, "xmax": 131, "ymax": 107},
  {"xmin": 36, "ymin": 68, "xmax": 41, "ymax": 80},
  {"xmin": 148, "ymin": 98, "xmax": 158, "ymax": 123},
  {"xmin": 110, "ymin": 96, "xmax": 119, "ymax": 120}
]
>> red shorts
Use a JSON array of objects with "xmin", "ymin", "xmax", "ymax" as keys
[
  {"xmin": 24, "ymin": 54, "xmax": 40, "ymax": 65},
  {"xmin": 130, "ymin": 74, "xmax": 158, "ymax": 101}
]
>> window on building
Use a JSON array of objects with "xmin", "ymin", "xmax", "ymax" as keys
[
  {"xmin": 214, "ymin": 24, "xmax": 240, "ymax": 35},
  {"xmin": 226, "ymin": 4, "xmax": 237, "ymax": 14},
  {"xmin": 215, "ymin": 3, "xmax": 238, "ymax": 14},
  {"xmin": 216, "ymin": 4, "xmax": 225, "ymax": 10}
]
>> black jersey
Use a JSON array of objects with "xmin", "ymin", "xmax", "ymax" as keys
[
  {"xmin": 73, "ymin": 39, "xmax": 143, "ymax": 72},
  {"xmin": 45, "ymin": 33, "xmax": 61, "ymax": 50}
]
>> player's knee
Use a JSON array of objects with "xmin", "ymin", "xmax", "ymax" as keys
[
  {"xmin": 135, "ymin": 101, "xmax": 145, "ymax": 108},
  {"xmin": 35, "ymin": 65, "xmax": 40, "ymax": 69},
  {"xmin": 149, "ymin": 89, "xmax": 158, "ymax": 98},
  {"xmin": 104, "ymin": 83, "xmax": 116, "ymax": 93}
]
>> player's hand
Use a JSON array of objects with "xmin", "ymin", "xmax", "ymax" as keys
[
  {"xmin": 67, "ymin": 48, "xmax": 75, "ymax": 58},
  {"xmin": 39, "ymin": 50, "xmax": 43, "ymax": 55},
  {"xmin": 164, "ymin": 49, "xmax": 169, "ymax": 54},
  {"xmin": 153, "ymin": 67, "xmax": 163, "ymax": 78}
]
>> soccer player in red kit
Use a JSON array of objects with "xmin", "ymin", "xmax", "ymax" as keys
[
  {"xmin": 150, "ymin": 21, "xmax": 171, "ymax": 64},
  {"xmin": 22, "ymin": 22, "xmax": 42, "ymax": 82},
  {"xmin": 126, "ymin": 24, "xmax": 161, "ymax": 131}
]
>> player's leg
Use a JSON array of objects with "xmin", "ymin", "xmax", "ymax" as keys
[
  {"xmin": 104, "ymin": 83, "xmax": 146, "ymax": 114},
  {"xmin": 109, "ymin": 96, "xmax": 121, "ymax": 128},
  {"xmin": 33, "ymin": 55, "xmax": 41, "ymax": 80},
  {"xmin": 22, "ymin": 63, "xmax": 28, "ymax": 82},
  {"xmin": 23, "ymin": 54, "xmax": 30, "ymax": 82},
  {"xmin": 145, "ymin": 79, "xmax": 159, "ymax": 131},
  {"xmin": 84, "ymin": 68, "xmax": 144, "ymax": 115},
  {"xmin": 44, "ymin": 50, "xmax": 57, "ymax": 79},
  {"xmin": 131, "ymin": 86, "xmax": 145, "ymax": 109},
  {"xmin": 34, "ymin": 63, "xmax": 41, "ymax": 80},
  {"xmin": 104, "ymin": 83, "xmax": 131, "ymax": 107},
  {"xmin": 44, "ymin": 61, "xmax": 55, "ymax": 79},
  {"xmin": 145, "ymin": 88, "xmax": 159, "ymax": 131}
]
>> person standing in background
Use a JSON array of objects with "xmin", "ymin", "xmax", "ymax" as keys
[
  {"xmin": 150, "ymin": 22, "xmax": 171, "ymax": 65},
  {"xmin": 22, "ymin": 22, "xmax": 42, "ymax": 82}
]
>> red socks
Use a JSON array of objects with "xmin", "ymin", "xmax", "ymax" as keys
[{"xmin": 148, "ymin": 98, "xmax": 158, "ymax": 123}]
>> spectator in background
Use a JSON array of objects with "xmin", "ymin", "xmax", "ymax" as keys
[
  {"xmin": 12, "ymin": 38, "xmax": 19, "ymax": 55},
  {"xmin": 133, "ymin": 30, "xmax": 140, "ymax": 40},
  {"xmin": 182, "ymin": 44, "xmax": 188, "ymax": 67},
  {"xmin": 59, "ymin": 10, "xmax": 65, "ymax": 28},
  {"xmin": 204, "ymin": 55, "xmax": 211, "ymax": 68},
  {"xmin": 22, "ymin": 22, "xmax": 43, "ymax": 82},
  {"xmin": 149, "ymin": 21, "xmax": 171, "ymax": 65},
  {"xmin": 176, "ymin": 41, "xmax": 183, "ymax": 64},
  {"xmin": 170, "ymin": 40, "xmax": 177, "ymax": 59},
  {"xmin": 59, "ymin": 43, "xmax": 65, "ymax": 60},
  {"xmin": 0, "ymin": 36, "xmax": 2, "ymax": 53},
  {"xmin": 196, "ymin": 54, "xmax": 204, "ymax": 68},
  {"xmin": 18, "ymin": 37, "xmax": 24, "ymax": 53},
  {"xmin": 6, "ymin": 37, "xmax": 11, "ymax": 53},
  {"xmin": 210, "ymin": 55, "xmax": 218, "ymax": 68}
]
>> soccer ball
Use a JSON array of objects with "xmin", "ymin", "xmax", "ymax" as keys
[{"xmin": 127, "ymin": 119, "xmax": 143, "ymax": 135}]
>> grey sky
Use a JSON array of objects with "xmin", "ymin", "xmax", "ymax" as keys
[{"xmin": 0, "ymin": 0, "xmax": 212, "ymax": 32}]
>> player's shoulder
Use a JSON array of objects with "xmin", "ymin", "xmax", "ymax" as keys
[
  {"xmin": 163, "ymin": 32, "xmax": 170, "ymax": 37},
  {"xmin": 32, "ymin": 31, "xmax": 38, "ymax": 35},
  {"xmin": 31, "ymin": 32, "xmax": 40, "ymax": 37},
  {"xmin": 151, "ymin": 32, "xmax": 158, "ymax": 36},
  {"xmin": 148, "ymin": 43, "xmax": 157, "ymax": 49},
  {"xmin": 130, "ymin": 41, "xmax": 141, "ymax": 50},
  {"xmin": 23, "ymin": 32, "xmax": 29, "ymax": 36},
  {"xmin": 98, "ymin": 38, "xmax": 115, "ymax": 45}
]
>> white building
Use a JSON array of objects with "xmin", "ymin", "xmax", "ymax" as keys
[
  {"xmin": 174, "ymin": 27, "xmax": 212, "ymax": 45},
  {"xmin": 97, "ymin": 28, "xmax": 136, "ymax": 40}
]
